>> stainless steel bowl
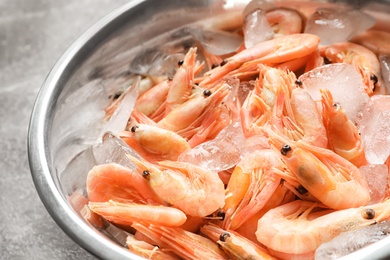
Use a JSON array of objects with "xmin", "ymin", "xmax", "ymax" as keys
[{"xmin": 28, "ymin": 0, "xmax": 390, "ymax": 259}]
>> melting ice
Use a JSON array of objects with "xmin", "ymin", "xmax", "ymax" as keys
[
  {"xmin": 305, "ymin": 7, "xmax": 375, "ymax": 45},
  {"xmin": 358, "ymin": 95, "xmax": 390, "ymax": 164},
  {"xmin": 315, "ymin": 221, "xmax": 390, "ymax": 259},
  {"xmin": 299, "ymin": 63, "xmax": 369, "ymax": 123}
]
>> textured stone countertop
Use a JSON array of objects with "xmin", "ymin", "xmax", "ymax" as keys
[{"xmin": 0, "ymin": 1, "xmax": 129, "ymax": 259}]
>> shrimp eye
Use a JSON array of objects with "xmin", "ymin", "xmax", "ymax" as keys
[
  {"xmin": 211, "ymin": 63, "xmax": 219, "ymax": 69},
  {"xmin": 363, "ymin": 208, "xmax": 375, "ymax": 219},
  {"xmin": 370, "ymin": 74, "xmax": 378, "ymax": 85},
  {"xmin": 295, "ymin": 79, "xmax": 303, "ymax": 87},
  {"xmin": 142, "ymin": 170, "xmax": 150, "ymax": 180},
  {"xmin": 130, "ymin": 125, "xmax": 138, "ymax": 133},
  {"xmin": 178, "ymin": 60, "xmax": 184, "ymax": 66},
  {"xmin": 295, "ymin": 185, "xmax": 308, "ymax": 195},
  {"xmin": 217, "ymin": 210, "xmax": 225, "ymax": 220},
  {"xmin": 220, "ymin": 59, "xmax": 228, "ymax": 66},
  {"xmin": 332, "ymin": 102, "xmax": 341, "ymax": 109},
  {"xmin": 219, "ymin": 232, "xmax": 230, "ymax": 242},
  {"xmin": 203, "ymin": 89, "xmax": 212, "ymax": 97},
  {"xmin": 281, "ymin": 144, "xmax": 292, "ymax": 156}
]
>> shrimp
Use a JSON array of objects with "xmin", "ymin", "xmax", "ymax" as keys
[
  {"xmin": 128, "ymin": 155, "xmax": 225, "ymax": 217},
  {"xmin": 132, "ymin": 223, "xmax": 228, "ymax": 260},
  {"xmin": 157, "ymin": 82, "xmax": 230, "ymax": 136},
  {"xmin": 321, "ymin": 89, "xmax": 367, "ymax": 167},
  {"xmin": 240, "ymin": 65, "xmax": 296, "ymax": 137},
  {"xmin": 266, "ymin": 8, "xmax": 303, "ymax": 37},
  {"xmin": 266, "ymin": 128, "xmax": 370, "ymax": 210},
  {"xmin": 126, "ymin": 235, "xmax": 180, "ymax": 260},
  {"xmin": 86, "ymin": 163, "xmax": 165, "ymax": 205},
  {"xmin": 223, "ymin": 149, "xmax": 284, "ymax": 230},
  {"xmin": 200, "ymin": 33, "xmax": 320, "ymax": 86},
  {"xmin": 256, "ymin": 200, "xmax": 390, "ymax": 256},
  {"xmin": 320, "ymin": 41, "xmax": 385, "ymax": 95},
  {"xmin": 201, "ymin": 223, "xmax": 276, "ymax": 260},
  {"xmin": 120, "ymin": 123, "xmax": 190, "ymax": 162},
  {"xmin": 284, "ymin": 87, "xmax": 328, "ymax": 148},
  {"xmin": 134, "ymin": 80, "xmax": 170, "ymax": 118},
  {"xmin": 235, "ymin": 183, "xmax": 295, "ymax": 243},
  {"xmin": 89, "ymin": 201, "xmax": 187, "ymax": 227},
  {"xmin": 165, "ymin": 47, "xmax": 198, "ymax": 114}
]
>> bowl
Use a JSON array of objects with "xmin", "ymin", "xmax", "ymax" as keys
[{"xmin": 28, "ymin": 0, "xmax": 390, "ymax": 259}]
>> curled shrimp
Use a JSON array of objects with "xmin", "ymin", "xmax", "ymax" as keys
[
  {"xmin": 321, "ymin": 89, "xmax": 367, "ymax": 167},
  {"xmin": 201, "ymin": 223, "xmax": 276, "ymax": 260},
  {"xmin": 266, "ymin": 7, "xmax": 303, "ymax": 37},
  {"xmin": 89, "ymin": 201, "xmax": 187, "ymax": 227},
  {"xmin": 266, "ymin": 128, "xmax": 370, "ymax": 210},
  {"xmin": 223, "ymin": 149, "xmax": 284, "ymax": 230},
  {"xmin": 120, "ymin": 123, "xmax": 190, "ymax": 162},
  {"xmin": 129, "ymin": 155, "xmax": 225, "ymax": 217},
  {"xmin": 320, "ymin": 41, "xmax": 385, "ymax": 95},
  {"xmin": 132, "ymin": 223, "xmax": 228, "ymax": 260},
  {"xmin": 200, "ymin": 33, "xmax": 320, "ymax": 86},
  {"xmin": 86, "ymin": 163, "xmax": 165, "ymax": 205},
  {"xmin": 256, "ymin": 200, "xmax": 390, "ymax": 257}
]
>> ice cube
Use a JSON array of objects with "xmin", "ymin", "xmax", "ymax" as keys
[
  {"xmin": 178, "ymin": 120, "xmax": 246, "ymax": 172},
  {"xmin": 243, "ymin": 9, "xmax": 274, "ymax": 49},
  {"xmin": 52, "ymin": 79, "xmax": 110, "ymax": 173},
  {"xmin": 92, "ymin": 132, "xmax": 140, "ymax": 171},
  {"xmin": 299, "ymin": 63, "xmax": 369, "ymax": 123},
  {"xmin": 359, "ymin": 164, "xmax": 389, "ymax": 204},
  {"xmin": 191, "ymin": 28, "xmax": 243, "ymax": 55},
  {"xmin": 103, "ymin": 78, "xmax": 139, "ymax": 135},
  {"xmin": 379, "ymin": 54, "xmax": 390, "ymax": 94},
  {"xmin": 315, "ymin": 221, "xmax": 390, "ymax": 260},
  {"xmin": 358, "ymin": 95, "xmax": 390, "ymax": 164},
  {"xmin": 242, "ymin": 0, "xmax": 276, "ymax": 17},
  {"xmin": 305, "ymin": 7, "xmax": 375, "ymax": 45}
]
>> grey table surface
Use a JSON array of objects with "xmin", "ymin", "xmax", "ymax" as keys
[{"xmin": 0, "ymin": 0, "xmax": 130, "ymax": 259}]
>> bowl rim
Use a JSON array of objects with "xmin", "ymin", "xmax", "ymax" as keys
[
  {"xmin": 27, "ymin": 0, "xmax": 390, "ymax": 259},
  {"xmin": 27, "ymin": 1, "xmax": 146, "ymax": 259}
]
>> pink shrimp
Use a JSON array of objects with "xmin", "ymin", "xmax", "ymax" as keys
[
  {"xmin": 320, "ymin": 41, "xmax": 385, "ymax": 95},
  {"xmin": 222, "ymin": 149, "xmax": 284, "ymax": 230},
  {"xmin": 120, "ymin": 123, "xmax": 190, "ymax": 162},
  {"xmin": 88, "ymin": 201, "xmax": 187, "ymax": 227},
  {"xmin": 132, "ymin": 223, "xmax": 228, "ymax": 260},
  {"xmin": 201, "ymin": 223, "xmax": 276, "ymax": 260},
  {"xmin": 157, "ymin": 82, "xmax": 230, "ymax": 137},
  {"xmin": 165, "ymin": 47, "xmax": 198, "ymax": 114},
  {"xmin": 200, "ymin": 33, "xmax": 320, "ymax": 86},
  {"xmin": 86, "ymin": 163, "xmax": 165, "ymax": 205},
  {"xmin": 256, "ymin": 200, "xmax": 390, "ymax": 257},
  {"xmin": 283, "ymin": 87, "xmax": 328, "ymax": 148},
  {"xmin": 321, "ymin": 89, "xmax": 367, "ymax": 167},
  {"xmin": 134, "ymin": 80, "xmax": 170, "ymax": 118},
  {"xmin": 266, "ymin": 128, "xmax": 370, "ymax": 210},
  {"xmin": 128, "ymin": 155, "xmax": 225, "ymax": 217}
]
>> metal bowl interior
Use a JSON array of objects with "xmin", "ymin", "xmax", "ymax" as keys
[{"xmin": 28, "ymin": 0, "xmax": 390, "ymax": 259}]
